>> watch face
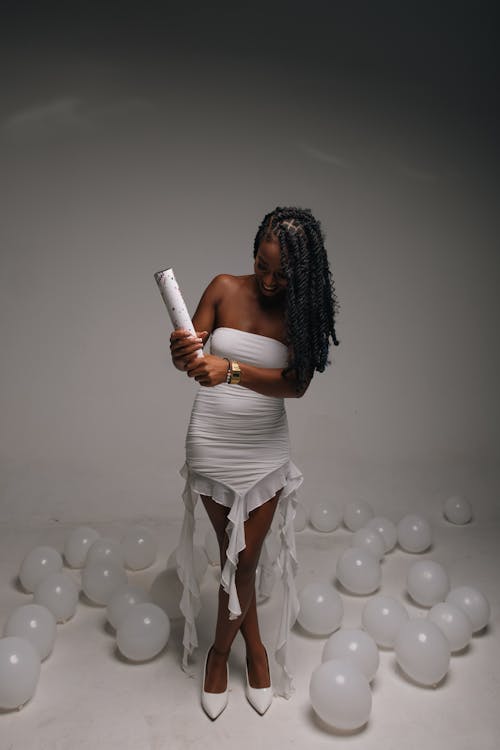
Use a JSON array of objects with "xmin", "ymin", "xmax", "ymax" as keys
[{"xmin": 230, "ymin": 361, "xmax": 241, "ymax": 384}]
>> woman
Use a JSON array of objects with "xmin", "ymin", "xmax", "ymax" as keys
[{"xmin": 170, "ymin": 206, "xmax": 339, "ymax": 719}]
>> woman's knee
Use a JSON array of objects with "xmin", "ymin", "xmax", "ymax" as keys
[{"xmin": 236, "ymin": 545, "xmax": 261, "ymax": 580}]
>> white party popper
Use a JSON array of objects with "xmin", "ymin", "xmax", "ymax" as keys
[{"xmin": 154, "ymin": 267, "xmax": 203, "ymax": 358}]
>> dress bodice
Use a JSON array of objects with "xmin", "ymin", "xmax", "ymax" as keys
[{"xmin": 210, "ymin": 327, "xmax": 288, "ymax": 369}]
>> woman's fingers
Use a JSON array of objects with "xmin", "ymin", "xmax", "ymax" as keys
[
  {"xmin": 175, "ymin": 341, "xmax": 203, "ymax": 358},
  {"xmin": 196, "ymin": 330, "xmax": 209, "ymax": 344},
  {"xmin": 170, "ymin": 329, "xmax": 202, "ymax": 345},
  {"xmin": 170, "ymin": 334, "xmax": 203, "ymax": 356},
  {"xmin": 186, "ymin": 355, "xmax": 227, "ymax": 386},
  {"xmin": 170, "ymin": 328, "xmax": 190, "ymax": 342},
  {"xmin": 186, "ymin": 359, "xmax": 203, "ymax": 376}
]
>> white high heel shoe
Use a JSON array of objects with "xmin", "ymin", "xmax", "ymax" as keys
[
  {"xmin": 201, "ymin": 647, "xmax": 229, "ymax": 720},
  {"xmin": 245, "ymin": 648, "xmax": 273, "ymax": 715}
]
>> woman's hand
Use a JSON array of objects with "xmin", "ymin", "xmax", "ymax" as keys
[
  {"xmin": 170, "ymin": 329, "xmax": 208, "ymax": 371},
  {"xmin": 186, "ymin": 354, "xmax": 229, "ymax": 387}
]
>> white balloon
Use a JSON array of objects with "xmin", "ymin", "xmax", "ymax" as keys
[
  {"xmin": 443, "ymin": 495, "xmax": 472, "ymax": 525},
  {"xmin": 366, "ymin": 516, "xmax": 397, "ymax": 552},
  {"xmin": 204, "ymin": 528, "xmax": 221, "ymax": 565},
  {"xmin": 293, "ymin": 501, "xmax": 308, "ymax": 532},
  {"xmin": 107, "ymin": 584, "xmax": 151, "ymax": 630},
  {"xmin": 64, "ymin": 526, "xmax": 100, "ymax": 568},
  {"xmin": 428, "ymin": 602, "xmax": 473, "ymax": 651},
  {"xmin": 343, "ymin": 500, "xmax": 374, "ymax": 531},
  {"xmin": 167, "ymin": 545, "xmax": 208, "ymax": 584},
  {"xmin": 33, "ymin": 571, "xmax": 80, "ymax": 623},
  {"xmin": 19, "ymin": 546, "xmax": 63, "ymax": 593},
  {"xmin": 0, "ymin": 637, "xmax": 41, "ymax": 710},
  {"xmin": 116, "ymin": 603, "xmax": 170, "ymax": 661},
  {"xmin": 297, "ymin": 582, "xmax": 344, "ymax": 636},
  {"xmin": 322, "ymin": 628, "xmax": 379, "ymax": 682},
  {"xmin": 3, "ymin": 604, "xmax": 56, "ymax": 661},
  {"xmin": 397, "ymin": 514, "xmax": 432, "ymax": 553},
  {"xmin": 150, "ymin": 568, "xmax": 183, "ymax": 619},
  {"xmin": 86, "ymin": 538, "xmax": 125, "ymax": 568},
  {"xmin": 82, "ymin": 561, "xmax": 127, "ymax": 606},
  {"xmin": 310, "ymin": 500, "xmax": 341, "ymax": 532},
  {"xmin": 121, "ymin": 526, "xmax": 157, "ymax": 570},
  {"xmin": 406, "ymin": 560, "xmax": 450, "ymax": 607},
  {"xmin": 351, "ymin": 527, "xmax": 385, "ymax": 561},
  {"xmin": 395, "ymin": 619, "xmax": 450, "ymax": 686},
  {"xmin": 446, "ymin": 586, "xmax": 490, "ymax": 632},
  {"xmin": 310, "ymin": 658, "xmax": 372, "ymax": 730},
  {"xmin": 336, "ymin": 547, "xmax": 381, "ymax": 595},
  {"xmin": 362, "ymin": 595, "xmax": 409, "ymax": 648}
]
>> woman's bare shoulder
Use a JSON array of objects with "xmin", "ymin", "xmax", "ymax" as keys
[
  {"xmin": 210, "ymin": 273, "xmax": 250, "ymax": 285},
  {"xmin": 206, "ymin": 273, "xmax": 251, "ymax": 295}
]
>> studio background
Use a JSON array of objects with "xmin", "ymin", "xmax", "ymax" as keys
[
  {"xmin": 1, "ymin": 4, "xmax": 499, "ymax": 750},
  {"xmin": 1, "ymin": 3, "xmax": 498, "ymax": 527}
]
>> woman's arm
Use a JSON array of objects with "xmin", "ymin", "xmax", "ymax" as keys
[
  {"xmin": 169, "ymin": 275, "xmax": 227, "ymax": 369},
  {"xmin": 191, "ymin": 274, "xmax": 228, "ymax": 335},
  {"xmin": 187, "ymin": 356, "xmax": 311, "ymax": 398},
  {"xmin": 238, "ymin": 363, "xmax": 310, "ymax": 398},
  {"xmin": 176, "ymin": 274, "xmax": 312, "ymax": 397}
]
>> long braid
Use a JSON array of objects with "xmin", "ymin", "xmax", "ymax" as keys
[{"xmin": 253, "ymin": 206, "xmax": 340, "ymax": 392}]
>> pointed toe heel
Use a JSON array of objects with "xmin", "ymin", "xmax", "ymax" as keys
[
  {"xmin": 245, "ymin": 648, "xmax": 273, "ymax": 715},
  {"xmin": 201, "ymin": 647, "xmax": 229, "ymax": 720}
]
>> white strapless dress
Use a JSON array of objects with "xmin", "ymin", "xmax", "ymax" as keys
[{"xmin": 176, "ymin": 327, "xmax": 303, "ymax": 698}]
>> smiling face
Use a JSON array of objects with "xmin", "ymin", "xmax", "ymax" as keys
[{"xmin": 254, "ymin": 237, "xmax": 288, "ymax": 299}]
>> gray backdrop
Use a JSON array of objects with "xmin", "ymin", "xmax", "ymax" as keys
[{"xmin": 1, "ymin": 2, "xmax": 499, "ymax": 524}]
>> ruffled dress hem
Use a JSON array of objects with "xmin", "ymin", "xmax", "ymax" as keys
[{"xmin": 176, "ymin": 459, "xmax": 302, "ymax": 699}]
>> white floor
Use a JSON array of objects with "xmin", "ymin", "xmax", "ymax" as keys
[{"xmin": 1, "ymin": 463, "xmax": 499, "ymax": 750}]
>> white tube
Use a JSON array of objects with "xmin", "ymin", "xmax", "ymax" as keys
[{"xmin": 154, "ymin": 267, "xmax": 203, "ymax": 358}]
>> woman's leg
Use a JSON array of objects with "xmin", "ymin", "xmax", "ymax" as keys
[
  {"xmin": 238, "ymin": 588, "xmax": 270, "ymax": 688},
  {"xmin": 200, "ymin": 491, "xmax": 281, "ymax": 692}
]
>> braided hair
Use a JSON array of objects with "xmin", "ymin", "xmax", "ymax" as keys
[{"xmin": 253, "ymin": 206, "xmax": 340, "ymax": 393}]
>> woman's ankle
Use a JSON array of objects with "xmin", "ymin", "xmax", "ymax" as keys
[
  {"xmin": 245, "ymin": 642, "xmax": 271, "ymax": 688},
  {"xmin": 204, "ymin": 645, "xmax": 229, "ymax": 693},
  {"xmin": 211, "ymin": 644, "xmax": 231, "ymax": 659},
  {"xmin": 245, "ymin": 640, "xmax": 266, "ymax": 660}
]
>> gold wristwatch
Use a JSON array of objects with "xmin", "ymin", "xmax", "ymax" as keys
[{"xmin": 226, "ymin": 359, "xmax": 241, "ymax": 384}]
